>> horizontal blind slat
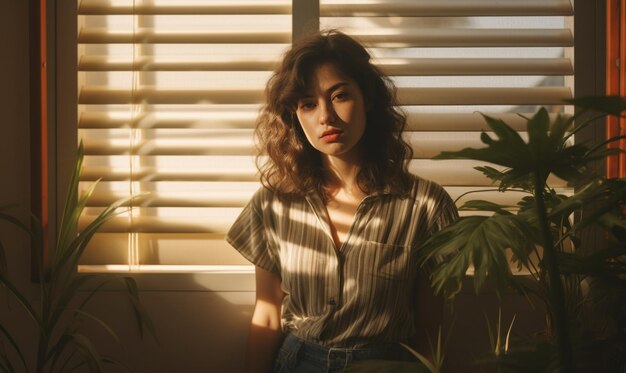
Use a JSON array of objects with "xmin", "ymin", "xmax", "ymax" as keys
[
  {"xmin": 378, "ymin": 58, "xmax": 573, "ymax": 76},
  {"xmin": 79, "ymin": 209, "xmax": 242, "ymax": 233},
  {"xmin": 320, "ymin": 0, "xmax": 573, "ymax": 16},
  {"xmin": 78, "ymin": 56, "xmax": 280, "ymax": 71},
  {"xmin": 78, "ymin": 28, "xmax": 291, "ymax": 44},
  {"xmin": 397, "ymin": 87, "xmax": 572, "ymax": 105},
  {"xmin": 80, "ymin": 129, "xmax": 256, "ymax": 156},
  {"xmin": 77, "ymin": 28, "xmax": 571, "ymax": 47},
  {"xmin": 78, "ymin": 87, "xmax": 572, "ymax": 105},
  {"xmin": 80, "ymin": 233, "xmax": 250, "ymax": 266},
  {"xmin": 350, "ymin": 28, "xmax": 573, "ymax": 47},
  {"xmin": 77, "ymin": 111, "xmax": 562, "ymax": 131},
  {"xmin": 78, "ymin": 0, "xmax": 291, "ymax": 15},
  {"xmin": 78, "ymin": 109, "xmax": 260, "ymax": 129},
  {"xmin": 79, "ymin": 130, "xmax": 531, "ymax": 157},
  {"xmin": 78, "ymin": 0, "xmax": 572, "ymax": 16},
  {"xmin": 78, "ymin": 87, "xmax": 265, "ymax": 105},
  {"xmin": 403, "ymin": 112, "xmax": 562, "ymax": 131},
  {"xmin": 78, "ymin": 56, "xmax": 573, "ymax": 76},
  {"xmin": 78, "ymin": 157, "xmax": 568, "ymax": 187}
]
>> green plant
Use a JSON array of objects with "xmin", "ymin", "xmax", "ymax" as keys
[
  {"xmin": 417, "ymin": 96, "xmax": 626, "ymax": 372},
  {"xmin": 399, "ymin": 324, "xmax": 451, "ymax": 373},
  {"xmin": 0, "ymin": 144, "xmax": 156, "ymax": 373},
  {"xmin": 484, "ymin": 309, "xmax": 516, "ymax": 361},
  {"xmin": 344, "ymin": 324, "xmax": 452, "ymax": 373}
]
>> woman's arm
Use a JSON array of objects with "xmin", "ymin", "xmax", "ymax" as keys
[{"xmin": 246, "ymin": 266, "xmax": 286, "ymax": 373}]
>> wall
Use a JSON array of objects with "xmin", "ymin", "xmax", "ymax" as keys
[
  {"xmin": 1, "ymin": 2, "xmax": 586, "ymax": 372},
  {"xmin": 0, "ymin": 0, "xmax": 39, "ymax": 369}
]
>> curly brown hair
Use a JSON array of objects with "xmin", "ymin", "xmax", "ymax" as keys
[{"xmin": 255, "ymin": 30, "xmax": 413, "ymax": 200}]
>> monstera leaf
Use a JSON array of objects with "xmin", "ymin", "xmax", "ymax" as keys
[{"xmin": 419, "ymin": 212, "xmax": 536, "ymax": 300}]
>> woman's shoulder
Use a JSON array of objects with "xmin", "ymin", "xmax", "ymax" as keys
[
  {"xmin": 407, "ymin": 174, "xmax": 450, "ymax": 201},
  {"xmin": 248, "ymin": 184, "xmax": 298, "ymax": 211},
  {"xmin": 248, "ymin": 184, "xmax": 276, "ymax": 207}
]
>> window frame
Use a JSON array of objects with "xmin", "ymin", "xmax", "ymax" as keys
[{"xmin": 51, "ymin": 0, "xmax": 605, "ymax": 291}]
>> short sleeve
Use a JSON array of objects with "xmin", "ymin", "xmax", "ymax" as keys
[
  {"xmin": 225, "ymin": 188, "xmax": 280, "ymax": 275},
  {"xmin": 429, "ymin": 186, "xmax": 459, "ymax": 235},
  {"xmin": 416, "ymin": 179, "xmax": 460, "ymax": 272}
]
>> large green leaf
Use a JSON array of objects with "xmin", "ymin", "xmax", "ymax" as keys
[
  {"xmin": 474, "ymin": 166, "xmax": 534, "ymax": 192},
  {"xmin": 418, "ymin": 215, "xmax": 536, "ymax": 300},
  {"xmin": 548, "ymin": 113, "xmax": 575, "ymax": 147},
  {"xmin": 527, "ymin": 108, "xmax": 551, "ymax": 166},
  {"xmin": 436, "ymin": 116, "xmax": 530, "ymax": 171},
  {"xmin": 550, "ymin": 178, "xmax": 626, "ymax": 233},
  {"xmin": 459, "ymin": 200, "xmax": 513, "ymax": 215}
]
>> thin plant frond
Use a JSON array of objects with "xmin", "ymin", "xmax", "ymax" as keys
[
  {"xmin": 102, "ymin": 356, "xmax": 131, "ymax": 373},
  {"xmin": 0, "ymin": 325, "xmax": 27, "ymax": 372},
  {"xmin": 123, "ymin": 278, "xmax": 157, "ymax": 341},
  {"xmin": 505, "ymin": 314, "xmax": 517, "ymax": 354},
  {"xmin": 398, "ymin": 343, "xmax": 437, "ymax": 373},
  {"xmin": 50, "ymin": 342, "xmax": 78, "ymax": 373},
  {"xmin": 64, "ymin": 333, "xmax": 103, "ymax": 373},
  {"xmin": 56, "ymin": 142, "xmax": 84, "ymax": 267},
  {"xmin": 0, "ymin": 273, "xmax": 42, "ymax": 329},
  {"xmin": 72, "ymin": 309, "xmax": 121, "ymax": 346}
]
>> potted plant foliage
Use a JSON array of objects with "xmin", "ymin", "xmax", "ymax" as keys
[
  {"xmin": 417, "ymin": 96, "xmax": 626, "ymax": 372},
  {"xmin": 0, "ymin": 144, "xmax": 155, "ymax": 372}
]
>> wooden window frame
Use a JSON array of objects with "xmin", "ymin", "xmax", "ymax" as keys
[{"xmin": 607, "ymin": 0, "xmax": 626, "ymax": 178}]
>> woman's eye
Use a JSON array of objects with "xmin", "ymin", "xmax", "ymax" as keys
[
  {"xmin": 299, "ymin": 102, "xmax": 316, "ymax": 111},
  {"xmin": 333, "ymin": 92, "xmax": 348, "ymax": 101}
]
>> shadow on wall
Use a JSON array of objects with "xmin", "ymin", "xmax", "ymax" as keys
[{"xmin": 81, "ymin": 277, "xmax": 255, "ymax": 373}]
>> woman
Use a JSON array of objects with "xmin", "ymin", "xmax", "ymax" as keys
[{"xmin": 226, "ymin": 30, "xmax": 458, "ymax": 373}]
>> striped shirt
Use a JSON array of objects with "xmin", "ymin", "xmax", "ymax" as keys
[{"xmin": 226, "ymin": 175, "xmax": 458, "ymax": 348}]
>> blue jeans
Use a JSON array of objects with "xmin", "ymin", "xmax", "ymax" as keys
[{"xmin": 272, "ymin": 333, "xmax": 405, "ymax": 373}]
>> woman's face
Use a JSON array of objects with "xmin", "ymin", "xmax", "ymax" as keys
[{"xmin": 295, "ymin": 62, "xmax": 367, "ymax": 163}]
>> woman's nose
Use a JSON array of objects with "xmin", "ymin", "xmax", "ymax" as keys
[{"xmin": 319, "ymin": 101, "xmax": 336, "ymax": 125}]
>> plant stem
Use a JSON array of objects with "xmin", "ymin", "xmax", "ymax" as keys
[
  {"xmin": 533, "ymin": 174, "xmax": 573, "ymax": 372},
  {"xmin": 36, "ymin": 331, "xmax": 47, "ymax": 373}
]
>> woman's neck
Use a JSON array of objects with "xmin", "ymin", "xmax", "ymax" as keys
[{"xmin": 322, "ymin": 154, "xmax": 364, "ymax": 197}]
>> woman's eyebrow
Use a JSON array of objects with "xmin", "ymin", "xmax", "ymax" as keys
[
  {"xmin": 325, "ymin": 82, "xmax": 349, "ymax": 94},
  {"xmin": 298, "ymin": 82, "xmax": 350, "ymax": 101}
]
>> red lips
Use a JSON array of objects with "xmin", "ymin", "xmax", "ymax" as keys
[{"xmin": 320, "ymin": 129, "xmax": 343, "ymax": 142}]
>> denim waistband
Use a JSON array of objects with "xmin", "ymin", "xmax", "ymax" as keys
[{"xmin": 275, "ymin": 333, "xmax": 405, "ymax": 372}]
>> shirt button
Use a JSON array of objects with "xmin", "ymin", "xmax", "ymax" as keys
[{"xmin": 328, "ymin": 298, "xmax": 336, "ymax": 306}]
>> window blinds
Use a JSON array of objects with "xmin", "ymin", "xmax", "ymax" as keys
[
  {"xmin": 320, "ymin": 0, "xmax": 574, "ymax": 214},
  {"xmin": 77, "ymin": 0, "xmax": 574, "ymax": 273},
  {"xmin": 77, "ymin": 0, "xmax": 291, "ymax": 271}
]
